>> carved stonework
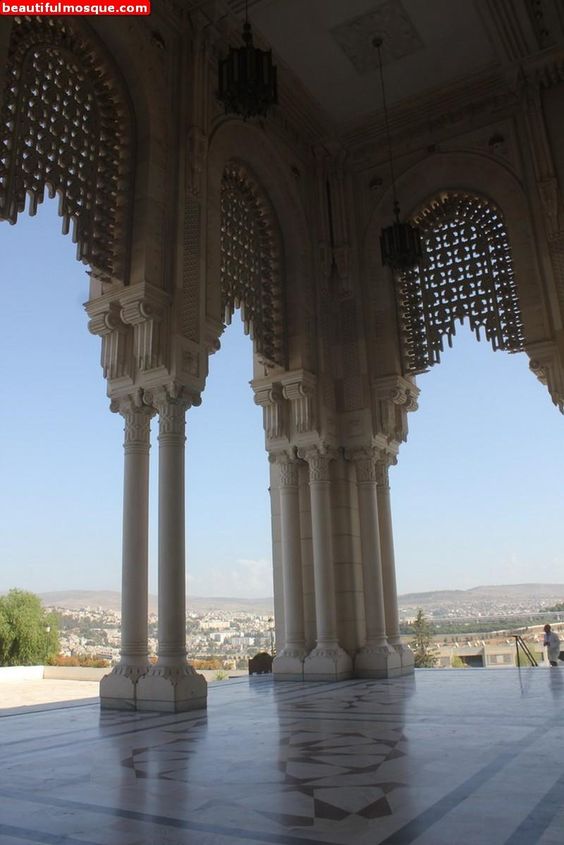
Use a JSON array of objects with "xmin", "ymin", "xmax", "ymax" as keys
[
  {"xmin": 187, "ymin": 128, "xmax": 207, "ymax": 199},
  {"xmin": 253, "ymin": 383, "xmax": 285, "ymax": 441},
  {"xmin": 220, "ymin": 162, "xmax": 285, "ymax": 368},
  {"xmin": 282, "ymin": 372, "xmax": 317, "ymax": 434},
  {"xmin": 549, "ymin": 235, "xmax": 564, "ymax": 311},
  {"xmin": 331, "ymin": 2, "xmax": 423, "ymax": 74},
  {"xmin": 373, "ymin": 376, "xmax": 419, "ymax": 446},
  {"xmin": 88, "ymin": 303, "xmax": 131, "ymax": 382},
  {"xmin": 401, "ymin": 192, "xmax": 525, "ymax": 374},
  {"xmin": 0, "ymin": 17, "xmax": 132, "ymax": 285},
  {"xmin": 375, "ymin": 456, "xmax": 393, "ymax": 490},
  {"xmin": 275, "ymin": 454, "xmax": 299, "ymax": 488},
  {"xmin": 349, "ymin": 449, "xmax": 379, "ymax": 484},
  {"xmin": 111, "ymin": 392, "xmax": 155, "ymax": 453},
  {"xmin": 150, "ymin": 385, "xmax": 196, "ymax": 439},
  {"xmin": 528, "ymin": 341, "xmax": 564, "ymax": 413},
  {"xmin": 120, "ymin": 287, "xmax": 170, "ymax": 373},
  {"xmin": 299, "ymin": 447, "xmax": 334, "ymax": 484}
]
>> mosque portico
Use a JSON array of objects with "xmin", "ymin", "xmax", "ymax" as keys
[{"xmin": 1, "ymin": 2, "xmax": 564, "ymax": 713}]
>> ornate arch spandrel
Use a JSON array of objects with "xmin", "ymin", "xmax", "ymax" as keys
[
  {"xmin": 205, "ymin": 121, "xmax": 316, "ymax": 378},
  {"xmin": 363, "ymin": 152, "xmax": 564, "ymax": 409},
  {"xmin": 400, "ymin": 191, "xmax": 526, "ymax": 374},
  {"xmin": 220, "ymin": 160, "xmax": 285, "ymax": 368},
  {"xmin": 0, "ymin": 16, "xmax": 133, "ymax": 286}
]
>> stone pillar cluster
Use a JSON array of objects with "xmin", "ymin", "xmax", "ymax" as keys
[
  {"xmin": 269, "ymin": 442, "xmax": 412, "ymax": 682},
  {"xmin": 100, "ymin": 387, "xmax": 207, "ymax": 713}
]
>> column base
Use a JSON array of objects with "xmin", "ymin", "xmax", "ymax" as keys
[
  {"xmin": 100, "ymin": 664, "xmax": 148, "ymax": 710},
  {"xmin": 394, "ymin": 643, "xmax": 415, "ymax": 674},
  {"xmin": 355, "ymin": 644, "xmax": 402, "ymax": 679},
  {"xmin": 136, "ymin": 664, "xmax": 207, "ymax": 712},
  {"xmin": 303, "ymin": 645, "xmax": 353, "ymax": 681},
  {"xmin": 273, "ymin": 648, "xmax": 306, "ymax": 681}
]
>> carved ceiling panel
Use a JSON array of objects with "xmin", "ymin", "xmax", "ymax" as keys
[{"xmin": 331, "ymin": 1, "xmax": 424, "ymax": 73}]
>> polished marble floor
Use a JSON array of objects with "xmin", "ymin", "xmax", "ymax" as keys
[{"xmin": 0, "ymin": 669, "xmax": 563, "ymax": 844}]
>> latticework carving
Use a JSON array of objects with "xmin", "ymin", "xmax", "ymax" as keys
[
  {"xmin": 0, "ymin": 16, "xmax": 132, "ymax": 284},
  {"xmin": 398, "ymin": 192, "xmax": 525, "ymax": 373},
  {"xmin": 220, "ymin": 162, "xmax": 285, "ymax": 367}
]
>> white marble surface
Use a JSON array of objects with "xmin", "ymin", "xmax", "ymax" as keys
[{"xmin": 0, "ymin": 669, "xmax": 563, "ymax": 844}]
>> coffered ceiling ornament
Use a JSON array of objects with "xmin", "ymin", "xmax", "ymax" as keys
[
  {"xmin": 220, "ymin": 161, "xmax": 285, "ymax": 368},
  {"xmin": 331, "ymin": 1, "xmax": 424, "ymax": 75},
  {"xmin": 397, "ymin": 192, "xmax": 526, "ymax": 374},
  {"xmin": 0, "ymin": 16, "xmax": 133, "ymax": 286}
]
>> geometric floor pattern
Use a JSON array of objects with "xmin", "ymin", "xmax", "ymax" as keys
[{"xmin": 1, "ymin": 668, "xmax": 564, "ymax": 844}]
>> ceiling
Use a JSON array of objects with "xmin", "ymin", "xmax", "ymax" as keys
[{"xmin": 224, "ymin": 0, "xmax": 546, "ymax": 127}]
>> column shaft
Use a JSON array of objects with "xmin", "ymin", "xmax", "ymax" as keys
[
  {"xmin": 278, "ymin": 459, "xmax": 305, "ymax": 652},
  {"xmin": 355, "ymin": 455, "xmax": 388, "ymax": 648},
  {"xmin": 377, "ymin": 460, "xmax": 401, "ymax": 645},
  {"xmin": 309, "ymin": 466, "xmax": 338, "ymax": 649},
  {"xmin": 157, "ymin": 398, "xmax": 189, "ymax": 666},
  {"xmin": 301, "ymin": 448, "xmax": 352, "ymax": 679},
  {"xmin": 120, "ymin": 408, "xmax": 152, "ymax": 665}
]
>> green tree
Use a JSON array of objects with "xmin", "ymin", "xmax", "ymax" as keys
[
  {"xmin": 451, "ymin": 655, "xmax": 467, "ymax": 669},
  {"xmin": 409, "ymin": 609, "xmax": 438, "ymax": 668},
  {"xmin": 0, "ymin": 589, "xmax": 59, "ymax": 666}
]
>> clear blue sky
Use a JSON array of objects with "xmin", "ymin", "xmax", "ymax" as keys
[{"xmin": 1, "ymin": 200, "xmax": 562, "ymax": 597}]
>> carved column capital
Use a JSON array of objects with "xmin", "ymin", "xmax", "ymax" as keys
[
  {"xmin": 149, "ymin": 384, "xmax": 197, "ymax": 442},
  {"xmin": 375, "ymin": 453, "xmax": 396, "ymax": 489},
  {"xmin": 298, "ymin": 446, "xmax": 335, "ymax": 484},
  {"xmin": 111, "ymin": 391, "xmax": 155, "ymax": 454},
  {"xmin": 272, "ymin": 452, "xmax": 300, "ymax": 488},
  {"xmin": 348, "ymin": 447, "xmax": 381, "ymax": 484}
]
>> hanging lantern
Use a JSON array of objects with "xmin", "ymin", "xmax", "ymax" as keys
[
  {"xmin": 218, "ymin": 19, "xmax": 278, "ymax": 120},
  {"xmin": 373, "ymin": 38, "xmax": 423, "ymax": 272},
  {"xmin": 380, "ymin": 201, "xmax": 422, "ymax": 271}
]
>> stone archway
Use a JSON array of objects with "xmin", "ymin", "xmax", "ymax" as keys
[
  {"xmin": 220, "ymin": 160, "xmax": 286, "ymax": 369},
  {"xmin": 0, "ymin": 16, "xmax": 133, "ymax": 287},
  {"xmin": 364, "ymin": 151, "xmax": 564, "ymax": 411},
  {"xmin": 400, "ymin": 191, "xmax": 526, "ymax": 375}
]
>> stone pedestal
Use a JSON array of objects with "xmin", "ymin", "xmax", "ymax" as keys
[
  {"xmin": 136, "ymin": 666, "xmax": 207, "ymax": 712},
  {"xmin": 100, "ymin": 666, "xmax": 147, "ymax": 710},
  {"xmin": 273, "ymin": 648, "xmax": 306, "ymax": 681},
  {"xmin": 395, "ymin": 644, "xmax": 415, "ymax": 674},
  {"xmin": 355, "ymin": 645, "xmax": 402, "ymax": 679},
  {"xmin": 304, "ymin": 646, "xmax": 352, "ymax": 681}
]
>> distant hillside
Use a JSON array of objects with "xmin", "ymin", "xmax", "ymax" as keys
[
  {"xmin": 30, "ymin": 584, "xmax": 564, "ymax": 616},
  {"xmin": 38, "ymin": 590, "xmax": 274, "ymax": 615},
  {"xmin": 398, "ymin": 584, "xmax": 564, "ymax": 606}
]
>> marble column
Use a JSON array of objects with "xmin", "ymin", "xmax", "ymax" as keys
[
  {"xmin": 376, "ymin": 455, "xmax": 414, "ymax": 674},
  {"xmin": 137, "ymin": 389, "xmax": 207, "ymax": 712},
  {"xmin": 101, "ymin": 398, "xmax": 154, "ymax": 710},
  {"xmin": 301, "ymin": 448, "xmax": 352, "ymax": 681},
  {"xmin": 272, "ymin": 454, "xmax": 306, "ymax": 680},
  {"xmin": 351, "ymin": 449, "xmax": 401, "ymax": 678}
]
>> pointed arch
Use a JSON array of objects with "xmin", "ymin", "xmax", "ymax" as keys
[
  {"xmin": 364, "ymin": 151, "xmax": 564, "ymax": 410},
  {"xmin": 400, "ymin": 191, "xmax": 525, "ymax": 374},
  {"xmin": 206, "ymin": 120, "xmax": 316, "ymax": 376},
  {"xmin": 0, "ymin": 16, "xmax": 133, "ymax": 285},
  {"xmin": 220, "ymin": 160, "xmax": 284, "ymax": 368}
]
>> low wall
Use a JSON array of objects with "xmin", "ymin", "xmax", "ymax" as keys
[
  {"xmin": 43, "ymin": 666, "xmax": 107, "ymax": 682},
  {"xmin": 0, "ymin": 666, "xmax": 44, "ymax": 681}
]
